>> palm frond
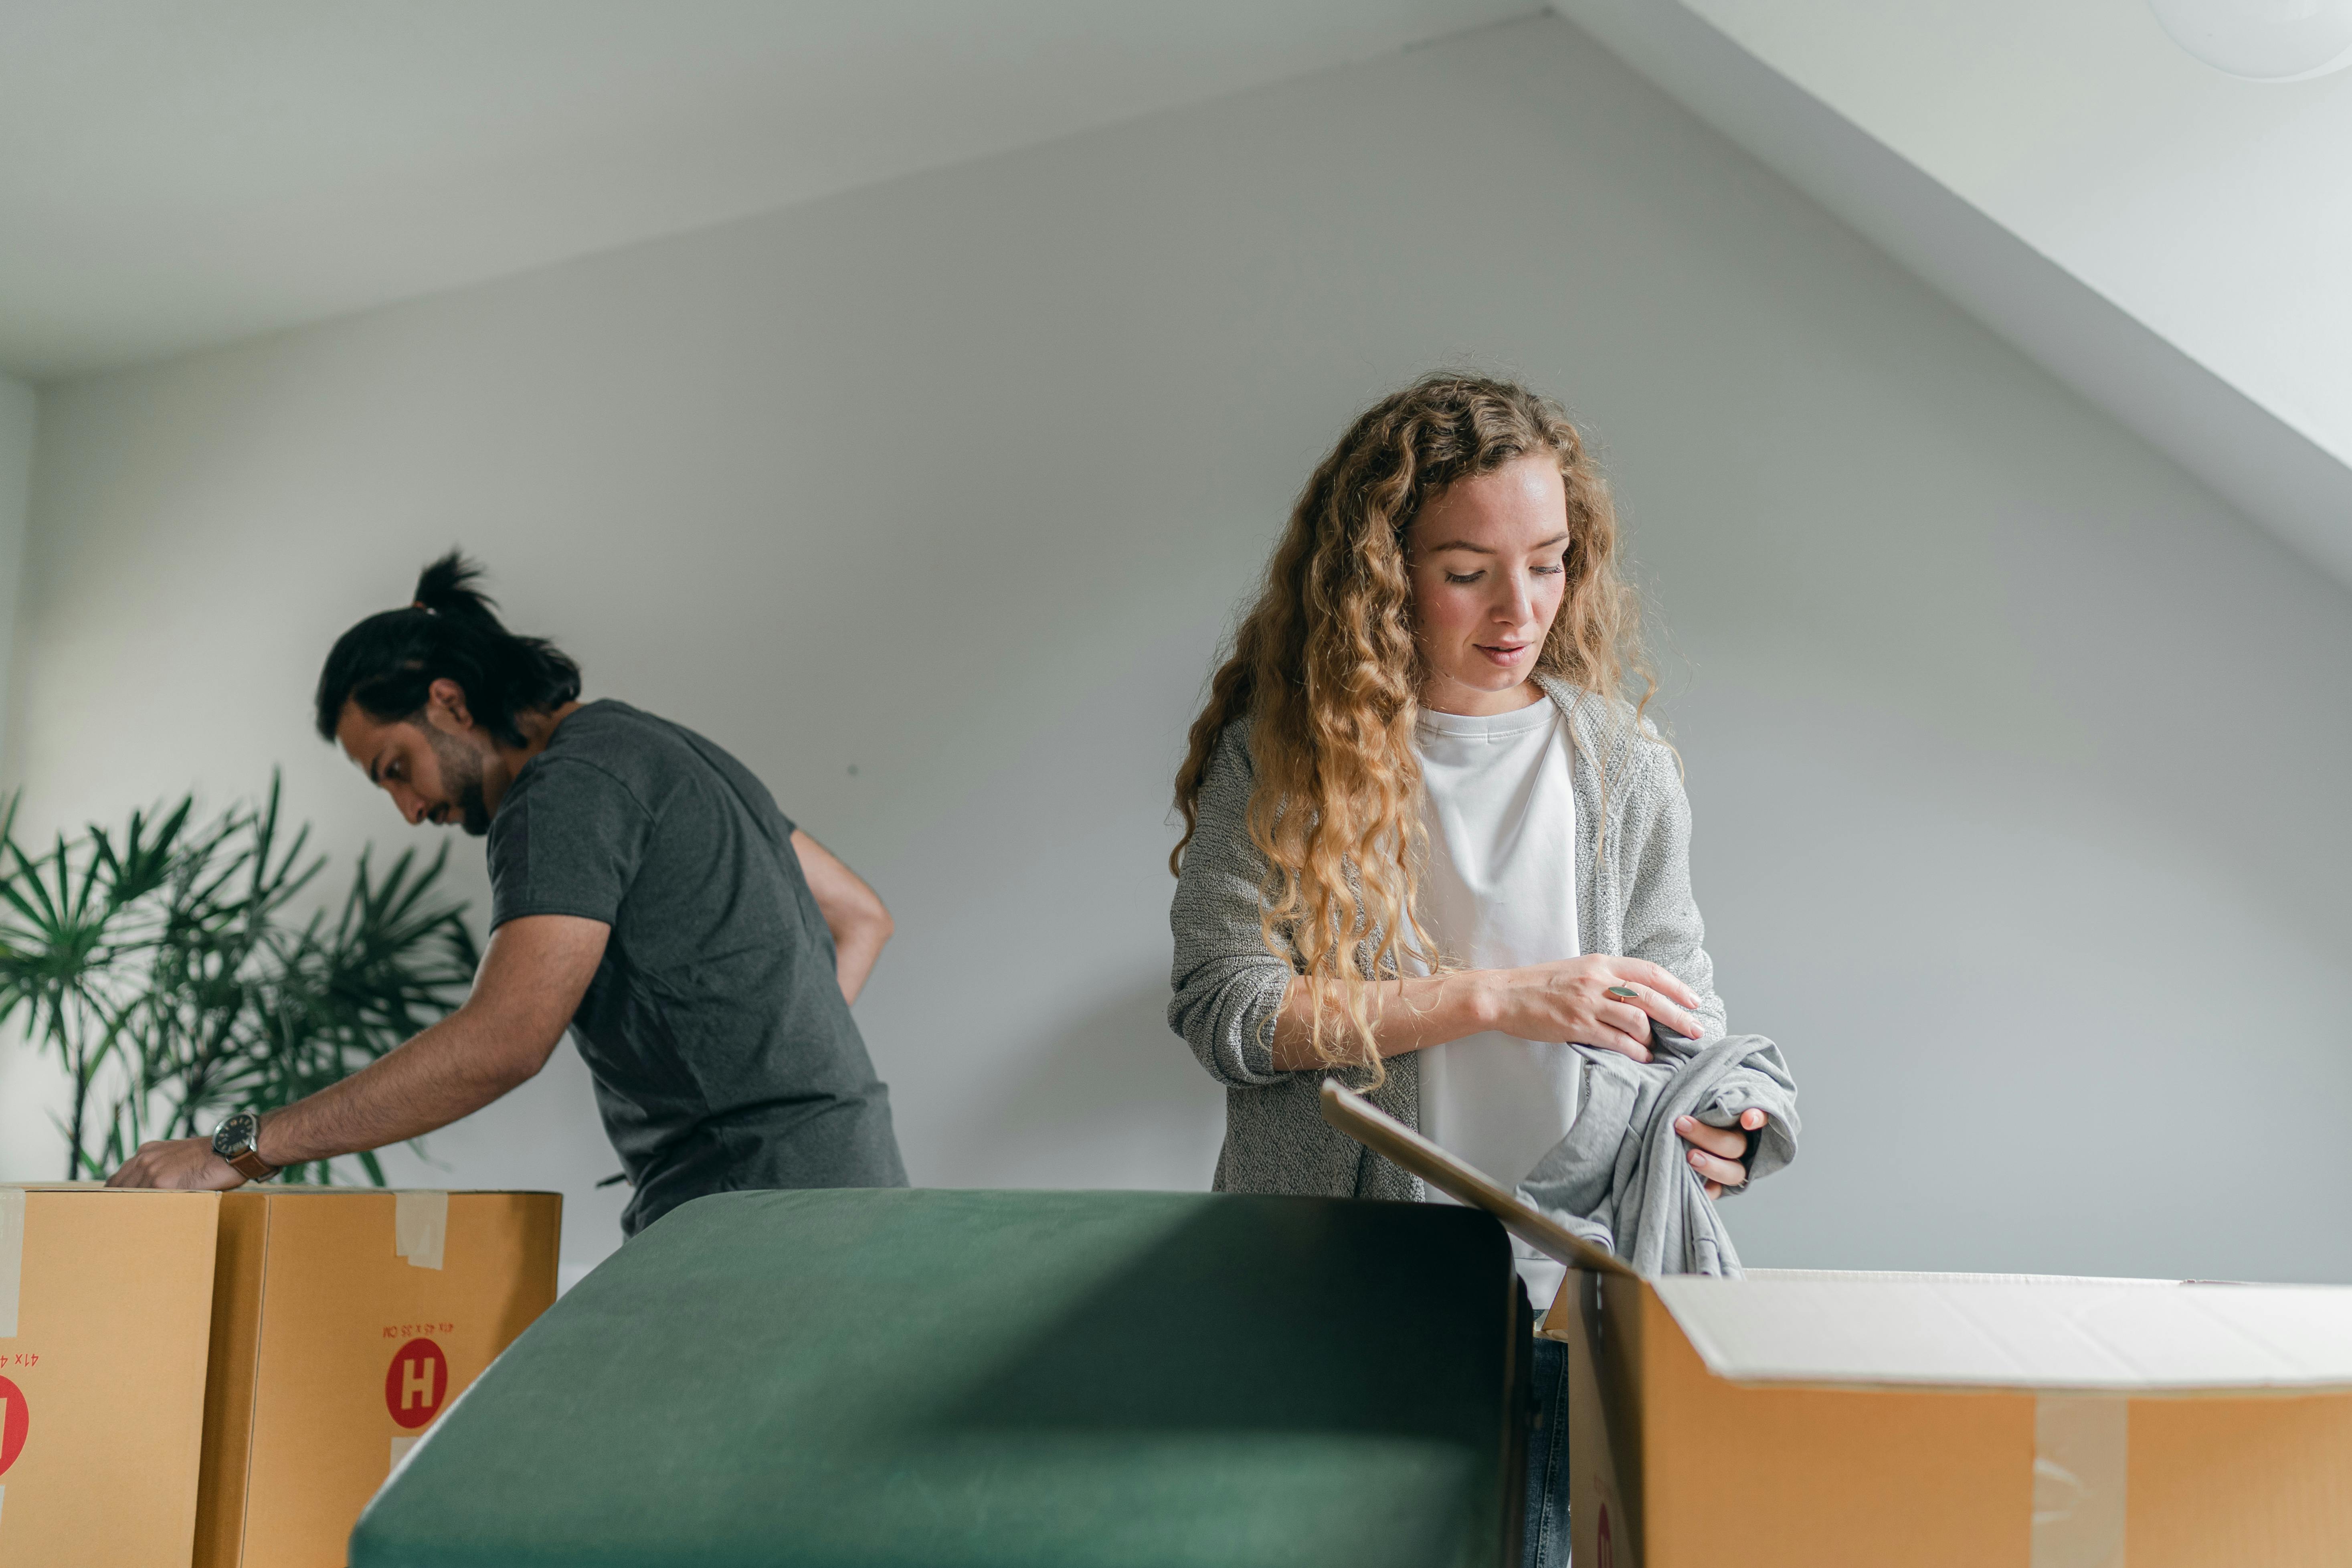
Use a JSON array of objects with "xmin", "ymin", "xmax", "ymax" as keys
[{"xmin": 1, "ymin": 781, "xmax": 476, "ymax": 1184}]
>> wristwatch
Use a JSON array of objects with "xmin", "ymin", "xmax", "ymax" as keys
[{"xmin": 212, "ymin": 1111, "xmax": 281, "ymax": 1182}]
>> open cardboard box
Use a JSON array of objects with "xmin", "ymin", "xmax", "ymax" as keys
[{"xmin": 1319, "ymin": 1081, "xmax": 2352, "ymax": 1568}]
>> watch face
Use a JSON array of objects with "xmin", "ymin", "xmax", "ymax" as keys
[{"xmin": 213, "ymin": 1111, "xmax": 257, "ymax": 1159}]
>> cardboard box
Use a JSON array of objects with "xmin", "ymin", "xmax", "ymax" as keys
[
  {"xmin": 1319, "ymin": 1081, "xmax": 2352, "ymax": 1568},
  {"xmin": 0, "ymin": 1184, "xmax": 224, "ymax": 1568},
  {"xmin": 195, "ymin": 1188, "xmax": 560, "ymax": 1568}
]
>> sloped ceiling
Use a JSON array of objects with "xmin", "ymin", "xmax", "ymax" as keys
[
  {"xmin": 8, "ymin": 1, "xmax": 2347, "ymax": 588},
  {"xmin": 0, "ymin": 0, "xmax": 1530, "ymax": 381},
  {"xmin": 1553, "ymin": 0, "xmax": 2352, "ymax": 588}
]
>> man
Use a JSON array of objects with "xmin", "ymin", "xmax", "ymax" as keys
[{"xmin": 111, "ymin": 553, "xmax": 908, "ymax": 1233}]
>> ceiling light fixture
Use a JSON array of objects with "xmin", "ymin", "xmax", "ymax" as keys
[{"xmin": 2148, "ymin": 0, "xmax": 2352, "ymax": 80}]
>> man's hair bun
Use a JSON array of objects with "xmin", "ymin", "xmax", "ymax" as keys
[{"xmin": 314, "ymin": 550, "xmax": 581, "ymax": 746}]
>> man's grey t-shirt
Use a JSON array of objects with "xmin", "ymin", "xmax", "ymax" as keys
[{"xmin": 487, "ymin": 700, "xmax": 906, "ymax": 1235}]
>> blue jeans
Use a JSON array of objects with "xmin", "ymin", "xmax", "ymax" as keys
[{"xmin": 1523, "ymin": 1335, "xmax": 1570, "ymax": 1568}]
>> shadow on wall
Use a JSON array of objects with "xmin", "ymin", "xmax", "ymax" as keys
[{"xmin": 932, "ymin": 977, "xmax": 1224, "ymax": 1191}]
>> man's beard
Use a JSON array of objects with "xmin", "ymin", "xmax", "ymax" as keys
[{"xmin": 423, "ymin": 726, "xmax": 494, "ymax": 837}]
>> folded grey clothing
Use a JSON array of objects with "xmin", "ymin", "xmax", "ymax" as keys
[{"xmin": 1514, "ymin": 1030, "xmax": 1799, "ymax": 1278}]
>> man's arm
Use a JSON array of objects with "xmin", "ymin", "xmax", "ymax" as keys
[
  {"xmin": 789, "ymin": 828, "xmax": 892, "ymax": 1005},
  {"xmin": 107, "ymin": 914, "xmax": 608, "ymax": 1189}
]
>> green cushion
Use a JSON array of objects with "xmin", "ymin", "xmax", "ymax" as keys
[{"xmin": 353, "ymin": 1188, "xmax": 1519, "ymax": 1568}]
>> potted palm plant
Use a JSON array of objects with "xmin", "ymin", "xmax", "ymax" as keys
[{"xmin": 0, "ymin": 776, "xmax": 477, "ymax": 1182}]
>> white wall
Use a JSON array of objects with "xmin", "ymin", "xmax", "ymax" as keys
[
  {"xmin": 0, "ymin": 372, "xmax": 32, "ymax": 772},
  {"xmin": 0, "ymin": 371, "xmax": 39, "ymax": 1179},
  {"xmin": 6, "ymin": 15, "xmax": 2348, "ymax": 1285}
]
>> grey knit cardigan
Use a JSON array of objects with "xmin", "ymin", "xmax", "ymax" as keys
[{"xmin": 1166, "ymin": 674, "xmax": 1729, "ymax": 1202}]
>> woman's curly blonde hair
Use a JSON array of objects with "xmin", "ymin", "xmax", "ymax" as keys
[{"xmin": 1171, "ymin": 374, "xmax": 1651, "ymax": 1079}]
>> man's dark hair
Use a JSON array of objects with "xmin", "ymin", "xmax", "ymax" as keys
[{"xmin": 314, "ymin": 552, "xmax": 582, "ymax": 747}]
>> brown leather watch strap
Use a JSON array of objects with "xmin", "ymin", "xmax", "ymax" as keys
[{"xmin": 226, "ymin": 1113, "xmax": 279, "ymax": 1182}]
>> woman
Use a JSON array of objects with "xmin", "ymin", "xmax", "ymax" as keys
[{"xmin": 1167, "ymin": 374, "xmax": 1778, "ymax": 1565}]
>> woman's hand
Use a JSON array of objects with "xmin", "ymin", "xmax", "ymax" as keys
[
  {"xmin": 1679, "ymin": 1108, "xmax": 1766, "ymax": 1198},
  {"xmin": 1486, "ymin": 955, "xmax": 1705, "ymax": 1062}
]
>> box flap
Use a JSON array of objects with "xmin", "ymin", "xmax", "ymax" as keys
[
  {"xmin": 1, "ymin": 1184, "xmax": 558, "ymax": 1196},
  {"xmin": 233, "ymin": 1187, "xmax": 563, "ymax": 1197},
  {"xmin": 1745, "ymin": 1268, "xmax": 2185, "ymax": 1288},
  {"xmin": 1317, "ymin": 1080, "xmax": 1631, "ymax": 1277},
  {"xmin": 1654, "ymin": 1273, "xmax": 2352, "ymax": 1392}
]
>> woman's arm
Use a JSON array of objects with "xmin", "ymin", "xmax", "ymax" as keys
[
  {"xmin": 1168, "ymin": 728, "xmax": 1296, "ymax": 1087},
  {"xmin": 1176, "ymin": 722, "xmax": 1710, "ymax": 1079},
  {"xmin": 1613, "ymin": 738, "xmax": 1729, "ymax": 1038},
  {"xmin": 1267, "ymin": 972, "xmax": 1492, "ymax": 1070},
  {"xmin": 1615, "ymin": 735, "xmax": 1764, "ymax": 1196},
  {"xmin": 1266, "ymin": 956, "xmax": 1706, "ymax": 1070}
]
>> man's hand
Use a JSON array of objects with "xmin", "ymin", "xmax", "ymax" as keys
[
  {"xmin": 1678, "ymin": 1108, "xmax": 1768, "ymax": 1199},
  {"xmin": 107, "ymin": 1137, "xmax": 247, "ymax": 1190}
]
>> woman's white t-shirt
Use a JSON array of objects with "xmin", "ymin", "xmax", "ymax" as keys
[{"xmin": 1414, "ymin": 694, "xmax": 1582, "ymax": 1309}]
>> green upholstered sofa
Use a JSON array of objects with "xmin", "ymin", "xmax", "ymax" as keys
[{"xmin": 353, "ymin": 1187, "xmax": 1528, "ymax": 1568}]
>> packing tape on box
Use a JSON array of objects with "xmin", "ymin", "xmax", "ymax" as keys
[
  {"xmin": 2032, "ymin": 1395, "xmax": 2128, "ymax": 1568},
  {"xmin": 0, "ymin": 1188, "xmax": 22, "ymax": 1337},
  {"xmin": 394, "ymin": 1190, "xmax": 449, "ymax": 1271}
]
